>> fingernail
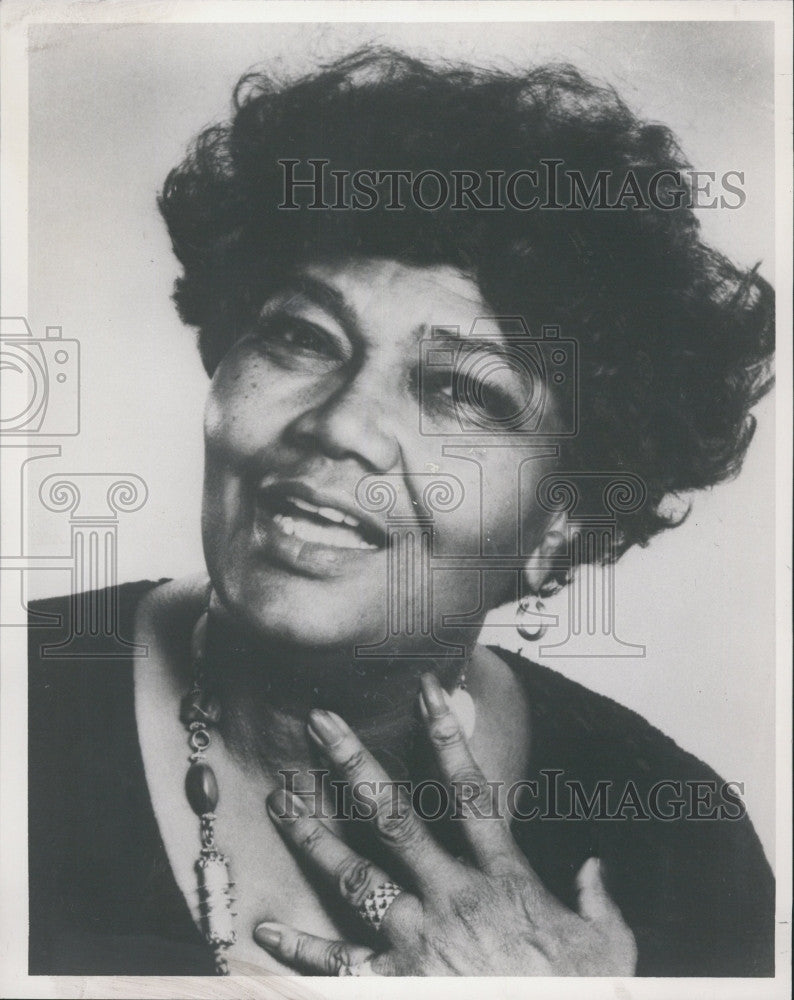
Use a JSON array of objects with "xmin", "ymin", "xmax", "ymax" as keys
[
  {"xmin": 267, "ymin": 788, "xmax": 306, "ymax": 822},
  {"xmin": 308, "ymin": 708, "xmax": 345, "ymax": 746},
  {"xmin": 580, "ymin": 856, "xmax": 602, "ymax": 886},
  {"xmin": 419, "ymin": 673, "xmax": 447, "ymax": 717},
  {"xmin": 254, "ymin": 922, "xmax": 282, "ymax": 948}
]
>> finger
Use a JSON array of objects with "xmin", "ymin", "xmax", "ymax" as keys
[
  {"xmin": 306, "ymin": 708, "xmax": 461, "ymax": 894},
  {"xmin": 253, "ymin": 921, "xmax": 376, "ymax": 975},
  {"xmin": 576, "ymin": 857, "xmax": 620, "ymax": 922},
  {"xmin": 419, "ymin": 672, "xmax": 522, "ymax": 873},
  {"xmin": 266, "ymin": 788, "xmax": 414, "ymax": 935},
  {"xmin": 575, "ymin": 859, "xmax": 638, "ymax": 973}
]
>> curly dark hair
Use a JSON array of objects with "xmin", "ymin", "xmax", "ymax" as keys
[{"xmin": 158, "ymin": 47, "xmax": 774, "ymax": 563}]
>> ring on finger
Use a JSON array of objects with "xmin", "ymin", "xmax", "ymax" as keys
[
  {"xmin": 358, "ymin": 881, "xmax": 403, "ymax": 932},
  {"xmin": 339, "ymin": 957, "xmax": 381, "ymax": 976}
]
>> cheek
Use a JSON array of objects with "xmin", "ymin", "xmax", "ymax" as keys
[
  {"xmin": 203, "ymin": 359, "xmax": 290, "ymax": 457},
  {"xmin": 428, "ymin": 450, "xmax": 555, "ymax": 555}
]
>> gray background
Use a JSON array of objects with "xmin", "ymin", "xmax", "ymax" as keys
[{"xmin": 26, "ymin": 20, "xmax": 775, "ymax": 859}]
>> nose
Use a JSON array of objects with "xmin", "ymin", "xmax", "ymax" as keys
[{"xmin": 285, "ymin": 375, "xmax": 402, "ymax": 473}]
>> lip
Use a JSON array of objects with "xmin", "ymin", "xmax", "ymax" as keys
[
  {"xmin": 257, "ymin": 479, "xmax": 388, "ymax": 548},
  {"xmin": 252, "ymin": 479, "xmax": 387, "ymax": 579}
]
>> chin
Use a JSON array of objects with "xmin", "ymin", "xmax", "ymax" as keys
[{"xmin": 212, "ymin": 567, "xmax": 387, "ymax": 651}]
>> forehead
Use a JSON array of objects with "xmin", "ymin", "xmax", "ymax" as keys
[{"xmin": 267, "ymin": 258, "xmax": 502, "ymax": 341}]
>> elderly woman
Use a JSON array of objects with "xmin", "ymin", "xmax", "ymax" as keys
[{"xmin": 29, "ymin": 49, "xmax": 774, "ymax": 977}]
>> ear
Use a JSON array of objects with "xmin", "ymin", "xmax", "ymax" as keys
[{"xmin": 522, "ymin": 515, "xmax": 567, "ymax": 595}]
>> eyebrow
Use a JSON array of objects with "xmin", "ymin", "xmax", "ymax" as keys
[
  {"xmin": 260, "ymin": 276, "xmax": 506, "ymax": 351},
  {"xmin": 424, "ymin": 325, "xmax": 509, "ymax": 349},
  {"xmin": 261, "ymin": 274, "xmax": 363, "ymax": 340}
]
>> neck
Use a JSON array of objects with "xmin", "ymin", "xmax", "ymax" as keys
[{"xmin": 202, "ymin": 609, "xmax": 472, "ymax": 781}]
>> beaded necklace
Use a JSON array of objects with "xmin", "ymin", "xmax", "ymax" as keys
[
  {"xmin": 179, "ymin": 597, "xmax": 477, "ymax": 974},
  {"xmin": 179, "ymin": 606, "xmax": 235, "ymax": 975}
]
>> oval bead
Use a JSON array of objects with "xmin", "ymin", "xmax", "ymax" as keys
[
  {"xmin": 190, "ymin": 611, "xmax": 208, "ymax": 663},
  {"xmin": 185, "ymin": 761, "xmax": 219, "ymax": 815}
]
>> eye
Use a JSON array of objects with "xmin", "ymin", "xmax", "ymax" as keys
[
  {"xmin": 421, "ymin": 363, "xmax": 526, "ymax": 425},
  {"xmin": 247, "ymin": 315, "xmax": 349, "ymax": 369},
  {"xmin": 452, "ymin": 376, "xmax": 519, "ymax": 421}
]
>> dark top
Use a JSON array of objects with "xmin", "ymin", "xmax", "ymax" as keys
[{"xmin": 28, "ymin": 582, "xmax": 775, "ymax": 976}]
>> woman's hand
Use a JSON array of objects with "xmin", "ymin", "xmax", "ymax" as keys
[{"xmin": 254, "ymin": 673, "xmax": 637, "ymax": 976}]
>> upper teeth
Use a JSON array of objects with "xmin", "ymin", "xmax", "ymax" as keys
[
  {"xmin": 287, "ymin": 495, "xmax": 361, "ymax": 528},
  {"xmin": 271, "ymin": 497, "xmax": 376, "ymax": 550}
]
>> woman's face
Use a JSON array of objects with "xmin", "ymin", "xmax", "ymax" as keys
[{"xmin": 203, "ymin": 258, "xmax": 558, "ymax": 648}]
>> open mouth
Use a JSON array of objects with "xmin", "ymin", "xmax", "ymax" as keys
[{"xmin": 258, "ymin": 489, "xmax": 383, "ymax": 551}]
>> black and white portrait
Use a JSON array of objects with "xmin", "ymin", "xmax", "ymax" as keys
[{"xmin": 0, "ymin": 4, "xmax": 789, "ymax": 996}]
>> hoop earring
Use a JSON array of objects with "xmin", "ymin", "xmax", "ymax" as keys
[{"xmin": 515, "ymin": 597, "xmax": 548, "ymax": 642}]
